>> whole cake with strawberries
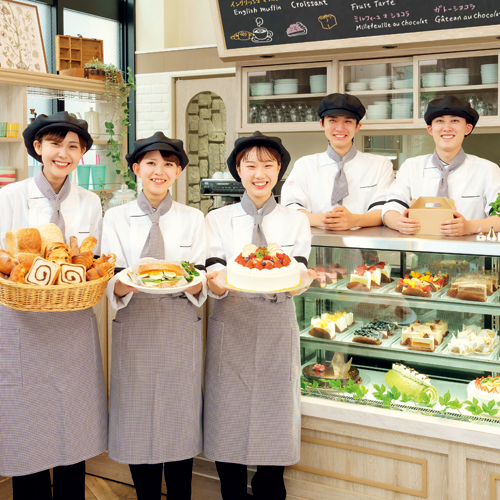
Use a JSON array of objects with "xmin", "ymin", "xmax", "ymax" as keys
[{"xmin": 227, "ymin": 243, "xmax": 301, "ymax": 292}]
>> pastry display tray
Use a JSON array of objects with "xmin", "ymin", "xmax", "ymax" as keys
[
  {"xmin": 382, "ymin": 281, "xmax": 449, "ymax": 299},
  {"xmin": 342, "ymin": 328, "xmax": 401, "ymax": 347},
  {"xmin": 389, "ymin": 331, "xmax": 453, "ymax": 355},
  {"xmin": 334, "ymin": 278, "xmax": 395, "ymax": 294},
  {"xmin": 439, "ymin": 287, "xmax": 500, "ymax": 305},
  {"xmin": 440, "ymin": 335, "xmax": 500, "ymax": 361},
  {"xmin": 300, "ymin": 323, "xmax": 357, "ymax": 343}
]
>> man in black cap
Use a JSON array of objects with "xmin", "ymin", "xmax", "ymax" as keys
[
  {"xmin": 281, "ymin": 93, "xmax": 394, "ymax": 230},
  {"xmin": 383, "ymin": 95, "xmax": 500, "ymax": 235}
]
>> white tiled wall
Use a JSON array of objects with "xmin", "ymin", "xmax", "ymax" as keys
[{"xmin": 135, "ymin": 73, "xmax": 172, "ymax": 139}]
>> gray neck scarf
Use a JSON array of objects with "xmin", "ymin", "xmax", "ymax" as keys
[
  {"xmin": 327, "ymin": 144, "xmax": 357, "ymax": 206},
  {"xmin": 137, "ymin": 191, "xmax": 173, "ymax": 259},
  {"xmin": 241, "ymin": 191, "xmax": 277, "ymax": 247},
  {"xmin": 431, "ymin": 148, "xmax": 467, "ymax": 198},
  {"xmin": 34, "ymin": 169, "xmax": 71, "ymax": 237}
]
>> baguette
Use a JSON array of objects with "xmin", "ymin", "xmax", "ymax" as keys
[
  {"xmin": 79, "ymin": 236, "xmax": 98, "ymax": 254},
  {"xmin": 69, "ymin": 236, "xmax": 80, "ymax": 258}
]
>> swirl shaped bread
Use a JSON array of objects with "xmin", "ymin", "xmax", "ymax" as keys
[
  {"xmin": 0, "ymin": 249, "xmax": 19, "ymax": 274},
  {"xmin": 25, "ymin": 257, "xmax": 60, "ymax": 285},
  {"xmin": 6, "ymin": 228, "xmax": 42, "ymax": 256},
  {"xmin": 72, "ymin": 251, "xmax": 94, "ymax": 269},
  {"xmin": 38, "ymin": 223, "xmax": 65, "ymax": 255},
  {"xmin": 57, "ymin": 263, "xmax": 87, "ymax": 284}
]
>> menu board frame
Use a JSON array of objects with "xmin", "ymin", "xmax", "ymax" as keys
[{"xmin": 209, "ymin": 0, "xmax": 500, "ymax": 61}]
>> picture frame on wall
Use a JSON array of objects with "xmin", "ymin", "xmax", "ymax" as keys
[{"xmin": 0, "ymin": 0, "xmax": 48, "ymax": 72}]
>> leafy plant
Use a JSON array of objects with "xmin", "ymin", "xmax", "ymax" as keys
[
  {"xmin": 489, "ymin": 192, "xmax": 500, "ymax": 217},
  {"xmin": 84, "ymin": 58, "xmax": 137, "ymax": 190}
]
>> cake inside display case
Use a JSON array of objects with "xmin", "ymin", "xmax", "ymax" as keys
[{"xmin": 297, "ymin": 240, "xmax": 500, "ymax": 426}]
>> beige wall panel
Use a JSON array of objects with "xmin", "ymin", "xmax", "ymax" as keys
[
  {"xmin": 467, "ymin": 460, "xmax": 500, "ymax": 500},
  {"xmin": 136, "ymin": 48, "xmax": 232, "ymax": 75},
  {"xmin": 287, "ymin": 426, "xmax": 449, "ymax": 499}
]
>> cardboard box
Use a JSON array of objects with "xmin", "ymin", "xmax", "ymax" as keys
[{"xmin": 408, "ymin": 197, "xmax": 456, "ymax": 236}]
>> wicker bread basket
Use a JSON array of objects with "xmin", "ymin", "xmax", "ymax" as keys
[{"xmin": 0, "ymin": 256, "xmax": 116, "ymax": 312}]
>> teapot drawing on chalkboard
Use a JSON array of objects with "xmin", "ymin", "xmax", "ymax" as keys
[{"xmin": 252, "ymin": 18, "xmax": 273, "ymax": 43}]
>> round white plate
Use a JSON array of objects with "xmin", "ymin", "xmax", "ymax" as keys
[
  {"xmin": 213, "ymin": 269, "xmax": 313, "ymax": 294},
  {"xmin": 116, "ymin": 268, "xmax": 204, "ymax": 295}
]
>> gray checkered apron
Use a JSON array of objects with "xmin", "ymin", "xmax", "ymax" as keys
[
  {"xmin": 0, "ymin": 305, "xmax": 108, "ymax": 476},
  {"xmin": 204, "ymin": 293, "xmax": 301, "ymax": 466},
  {"xmin": 109, "ymin": 293, "xmax": 203, "ymax": 464}
]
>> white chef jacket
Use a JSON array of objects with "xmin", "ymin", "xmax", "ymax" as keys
[
  {"xmin": 102, "ymin": 197, "xmax": 207, "ymax": 310},
  {"xmin": 0, "ymin": 177, "xmax": 103, "ymax": 252},
  {"xmin": 205, "ymin": 202, "xmax": 311, "ymax": 272},
  {"xmin": 382, "ymin": 153, "xmax": 500, "ymax": 221},
  {"xmin": 281, "ymin": 150, "xmax": 394, "ymax": 215}
]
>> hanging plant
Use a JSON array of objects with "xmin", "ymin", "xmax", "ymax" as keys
[{"xmin": 84, "ymin": 58, "xmax": 137, "ymax": 191}]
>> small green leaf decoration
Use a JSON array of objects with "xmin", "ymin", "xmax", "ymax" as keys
[
  {"xmin": 329, "ymin": 379, "xmax": 343, "ymax": 390},
  {"xmin": 439, "ymin": 391, "xmax": 451, "ymax": 406},
  {"xmin": 312, "ymin": 380, "xmax": 319, "ymax": 389},
  {"xmin": 401, "ymin": 393, "xmax": 412, "ymax": 403}
]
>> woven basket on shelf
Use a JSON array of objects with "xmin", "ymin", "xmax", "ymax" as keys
[{"xmin": 0, "ymin": 258, "xmax": 116, "ymax": 312}]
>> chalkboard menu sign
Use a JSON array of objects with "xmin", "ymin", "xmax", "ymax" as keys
[{"xmin": 216, "ymin": 0, "xmax": 500, "ymax": 51}]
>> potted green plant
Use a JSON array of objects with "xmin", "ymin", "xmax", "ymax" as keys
[
  {"xmin": 83, "ymin": 58, "xmax": 137, "ymax": 191},
  {"xmin": 489, "ymin": 192, "xmax": 500, "ymax": 217}
]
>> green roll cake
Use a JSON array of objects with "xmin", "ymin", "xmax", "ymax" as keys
[{"xmin": 385, "ymin": 363, "xmax": 438, "ymax": 403}]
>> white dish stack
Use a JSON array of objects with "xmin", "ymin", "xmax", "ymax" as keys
[
  {"xmin": 481, "ymin": 64, "xmax": 498, "ymax": 84},
  {"xmin": 250, "ymin": 82, "xmax": 274, "ymax": 96},
  {"xmin": 445, "ymin": 68, "xmax": 470, "ymax": 87},
  {"xmin": 274, "ymin": 78, "xmax": 299, "ymax": 95},
  {"xmin": 370, "ymin": 76, "xmax": 393, "ymax": 90},
  {"xmin": 394, "ymin": 79, "xmax": 413, "ymax": 90},
  {"xmin": 391, "ymin": 97, "xmax": 413, "ymax": 119},
  {"xmin": 310, "ymin": 74, "xmax": 327, "ymax": 93},
  {"xmin": 346, "ymin": 81, "xmax": 368, "ymax": 91},
  {"xmin": 421, "ymin": 72, "xmax": 445, "ymax": 88},
  {"xmin": 367, "ymin": 101, "xmax": 390, "ymax": 120}
]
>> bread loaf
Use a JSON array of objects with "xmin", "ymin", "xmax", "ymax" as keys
[
  {"xmin": 25, "ymin": 257, "xmax": 60, "ymax": 285},
  {"xmin": 38, "ymin": 223, "xmax": 65, "ymax": 255},
  {"xmin": 6, "ymin": 228, "xmax": 42, "ymax": 256},
  {"xmin": 57, "ymin": 263, "xmax": 86, "ymax": 284},
  {"xmin": 0, "ymin": 249, "xmax": 19, "ymax": 274},
  {"xmin": 69, "ymin": 236, "xmax": 80, "ymax": 257}
]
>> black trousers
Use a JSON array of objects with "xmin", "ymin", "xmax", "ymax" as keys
[
  {"xmin": 215, "ymin": 461, "xmax": 286, "ymax": 500},
  {"xmin": 12, "ymin": 461, "xmax": 86, "ymax": 500},
  {"xmin": 129, "ymin": 458, "xmax": 194, "ymax": 500}
]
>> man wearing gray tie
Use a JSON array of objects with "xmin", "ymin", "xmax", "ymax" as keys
[
  {"xmin": 383, "ymin": 96, "xmax": 500, "ymax": 236},
  {"xmin": 281, "ymin": 93, "xmax": 394, "ymax": 230}
]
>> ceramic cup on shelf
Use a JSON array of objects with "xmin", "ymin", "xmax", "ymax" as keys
[
  {"xmin": 0, "ymin": 123, "xmax": 6, "ymax": 138},
  {"xmin": 90, "ymin": 165, "xmax": 107, "ymax": 190},
  {"xmin": 77, "ymin": 164, "xmax": 91, "ymax": 189}
]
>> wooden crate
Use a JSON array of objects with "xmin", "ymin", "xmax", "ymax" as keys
[{"xmin": 55, "ymin": 35, "xmax": 103, "ymax": 75}]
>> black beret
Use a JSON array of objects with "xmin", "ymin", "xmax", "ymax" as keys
[
  {"xmin": 424, "ymin": 96, "xmax": 479, "ymax": 132},
  {"xmin": 317, "ymin": 93, "xmax": 366, "ymax": 121},
  {"xmin": 227, "ymin": 131, "xmax": 291, "ymax": 182},
  {"xmin": 23, "ymin": 111, "xmax": 93, "ymax": 162},
  {"xmin": 126, "ymin": 132, "xmax": 189, "ymax": 169}
]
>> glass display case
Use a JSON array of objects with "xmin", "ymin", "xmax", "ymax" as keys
[
  {"xmin": 240, "ymin": 61, "xmax": 333, "ymax": 131},
  {"xmin": 297, "ymin": 227, "xmax": 500, "ymax": 427},
  {"xmin": 340, "ymin": 58, "xmax": 414, "ymax": 122},
  {"xmin": 417, "ymin": 51, "xmax": 499, "ymax": 121}
]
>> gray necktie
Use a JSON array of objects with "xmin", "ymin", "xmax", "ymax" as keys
[
  {"xmin": 240, "ymin": 192, "xmax": 277, "ymax": 247},
  {"xmin": 327, "ymin": 144, "xmax": 357, "ymax": 207},
  {"xmin": 431, "ymin": 148, "xmax": 466, "ymax": 198},
  {"xmin": 137, "ymin": 191, "xmax": 173, "ymax": 259},
  {"xmin": 34, "ymin": 169, "xmax": 71, "ymax": 237}
]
